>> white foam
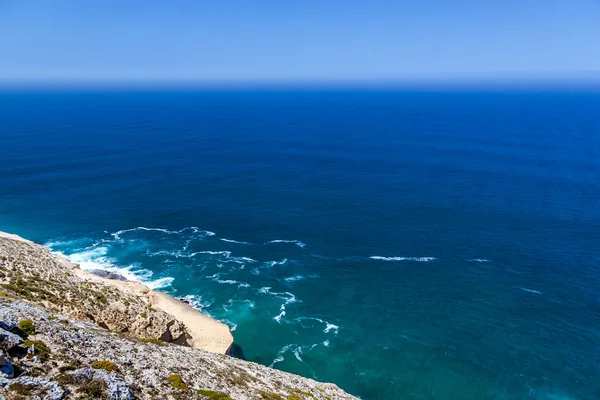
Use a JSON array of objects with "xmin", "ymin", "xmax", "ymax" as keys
[
  {"xmin": 323, "ymin": 340, "xmax": 330, "ymax": 347},
  {"xmin": 229, "ymin": 256, "xmax": 257, "ymax": 264},
  {"xmin": 369, "ymin": 256, "xmax": 436, "ymax": 262},
  {"xmin": 293, "ymin": 316, "xmax": 339, "ymax": 334},
  {"xmin": 222, "ymin": 319, "xmax": 238, "ymax": 332},
  {"xmin": 50, "ymin": 248, "xmax": 148, "ymax": 282},
  {"xmin": 111, "ymin": 227, "xmax": 171, "ymax": 240},
  {"xmin": 324, "ymin": 322, "xmax": 339, "ymax": 334},
  {"xmin": 146, "ymin": 277, "xmax": 175, "ymax": 289},
  {"xmin": 274, "ymin": 304, "xmax": 286, "ymax": 323},
  {"xmin": 293, "ymin": 347, "xmax": 303, "ymax": 361},
  {"xmin": 182, "ymin": 294, "xmax": 214, "ymax": 313},
  {"xmin": 216, "ymin": 279, "xmax": 240, "ymax": 285},
  {"xmin": 520, "ymin": 287, "xmax": 542, "ymax": 295},
  {"xmin": 265, "ymin": 240, "xmax": 306, "ymax": 249},
  {"xmin": 215, "ymin": 279, "xmax": 251, "ymax": 288},
  {"xmin": 258, "ymin": 287, "xmax": 271, "ymax": 294},
  {"xmin": 265, "ymin": 259, "xmax": 288, "ymax": 267},
  {"xmin": 468, "ymin": 258, "xmax": 490, "ymax": 263},
  {"xmin": 220, "ymin": 238, "xmax": 250, "ymax": 244},
  {"xmin": 111, "ymin": 226, "xmax": 214, "ymax": 240},
  {"xmin": 197, "ymin": 250, "xmax": 232, "ymax": 256},
  {"xmin": 284, "ymin": 275, "xmax": 305, "ymax": 282},
  {"xmin": 269, "ymin": 344, "xmax": 296, "ymax": 367}
]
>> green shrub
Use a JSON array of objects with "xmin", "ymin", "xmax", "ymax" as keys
[
  {"xmin": 123, "ymin": 299, "xmax": 130, "ymax": 306},
  {"xmin": 22, "ymin": 339, "xmax": 51, "ymax": 362},
  {"xmin": 91, "ymin": 360, "xmax": 118, "ymax": 372},
  {"xmin": 167, "ymin": 374, "xmax": 189, "ymax": 390},
  {"xmin": 18, "ymin": 319, "xmax": 36, "ymax": 335},
  {"xmin": 138, "ymin": 338, "xmax": 168, "ymax": 346},
  {"xmin": 95, "ymin": 292, "xmax": 108, "ymax": 304},
  {"xmin": 77, "ymin": 380, "xmax": 106, "ymax": 398},
  {"xmin": 59, "ymin": 364, "xmax": 79, "ymax": 372},
  {"xmin": 139, "ymin": 312, "xmax": 147, "ymax": 318},
  {"xmin": 197, "ymin": 389, "xmax": 233, "ymax": 399},
  {"xmin": 55, "ymin": 372, "xmax": 76, "ymax": 385},
  {"xmin": 258, "ymin": 391, "xmax": 283, "ymax": 400},
  {"xmin": 9, "ymin": 382, "xmax": 34, "ymax": 396}
]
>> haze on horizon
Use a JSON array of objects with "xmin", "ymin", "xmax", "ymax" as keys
[{"xmin": 0, "ymin": 0, "xmax": 599, "ymax": 85}]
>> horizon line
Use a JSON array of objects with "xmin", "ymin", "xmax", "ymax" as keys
[{"xmin": 1, "ymin": 74, "xmax": 600, "ymax": 91}]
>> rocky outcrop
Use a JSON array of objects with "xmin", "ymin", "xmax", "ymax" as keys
[
  {"xmin": 0, "ymin": 233, "xmax": 359, "ymax": 399},
  {"xmin": 0, "ymin": 234, "xmax": 222, "ymax": 351}
]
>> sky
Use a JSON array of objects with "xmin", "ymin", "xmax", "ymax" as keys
[{"xmin": 0, "ymin": 0, "xmax": 599, "ymax": 84}]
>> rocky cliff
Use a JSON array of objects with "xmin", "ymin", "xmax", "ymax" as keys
[{"xmin": 0, "ymin": 233, "xmax": 358, "ymax": 400}]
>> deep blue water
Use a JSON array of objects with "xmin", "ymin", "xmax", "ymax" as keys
[{"xmin": 1, "ymin": 89, "xmax": 599, "ymax": 400}]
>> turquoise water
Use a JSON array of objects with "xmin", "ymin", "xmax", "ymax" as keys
[{"xmin": 1, "ymin": 89, "xmax": 599, "ymax": 399}]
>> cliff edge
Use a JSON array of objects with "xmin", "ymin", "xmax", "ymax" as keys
[{"xmin": 0, "ymin": 232, "xmax": 358, "ymax": 400}]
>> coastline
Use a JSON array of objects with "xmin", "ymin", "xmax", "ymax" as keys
[{"xmin": 0, "ymin": 230, "xmax": 233, "ymax": 354}]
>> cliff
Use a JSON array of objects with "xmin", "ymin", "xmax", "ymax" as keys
[{"xmin": 0, "ymin": 232, "xmax": 358, "ymax": 400}]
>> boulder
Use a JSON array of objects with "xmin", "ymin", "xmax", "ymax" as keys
[
  {"xmin": 0, "ymin": 355, "xmax": 14, "ymax": 378},
  {"xmin": 0, "ymin": 327, "xmax": 23, "ymax": 350},
  {"xmin": 89, "ymin": 269, "xmax": 128, "ymax": 281}
]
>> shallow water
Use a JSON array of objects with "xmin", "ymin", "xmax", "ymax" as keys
[{"xmin": 1, "ymin": 89, "xmax": 599, "ymax": 399}]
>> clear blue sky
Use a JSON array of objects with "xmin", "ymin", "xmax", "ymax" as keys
[{"xmin": 1, "ymin": 0, "xmax": 599, "ymax": 83}]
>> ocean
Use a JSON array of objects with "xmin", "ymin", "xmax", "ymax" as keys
[{"xmin": 1, "ymin": 88, "xmax": 599, "ymax": 400}]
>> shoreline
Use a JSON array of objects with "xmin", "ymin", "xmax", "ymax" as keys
[{"xmin": 0, "ymin": 230, "xmax": 234, "ymax": 354}]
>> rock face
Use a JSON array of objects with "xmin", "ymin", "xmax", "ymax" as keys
[
  {"xmin": 0, "ymin": 234, "xmax": 359, "ymax": 400},
  {"xmin": 88, "ymin": 269, "xmax": 128, "ymax": 281},
  {"xmin": 0, "ymin": 235, "xmax": 207, "ymax": 350}
]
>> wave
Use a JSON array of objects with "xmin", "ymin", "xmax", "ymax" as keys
[
  {"xmin": 294, "ymin": 317, "xmax": 339, "ymax": 334},
  {"xmin": 324, "ymin": 322, "xmax": 339, "ymax": 334},
  {"xmin": 265, "ymin": 240, "xmax": 306, "ymax": 249},
  {"xmin": 257, "ymin": 287, "xmax": 298, "ymax": 323},
  {"xmin": 468, "ymin": 258, "xmax": 490, "ymax": 263},
  {"xmin": 221, "ymin": 319, "xmax": 238, "ymax": 332},
  {"xmin": 283, "ymin": 275, "xmax": 305, "ymax": 282},
  {"xmin": 215, "ymin": 279, "xmax": 251, "ymax": 288},
  {"xmin": 146, "ymin": 277, "xmax": 175, "ymax": 289},
  {"xmin": 520, "ymin": 287, "xmax": 542, "ymax": 295},
  {"xmin": 48, "ymin": 246, "xmax": 175, "ymax": 290},
  {"xmin": 269, "ymin": 343, "xmax": 324, "ymax": 369},
  {"xmin": 220, "ymin": 238, "xmax": 251, "ymax": 245},
  {"xmin": 229, "ymin": 256, "xmax": 257, "ymax": 264},
  {"xmin": 369, "ymin": 256, "xmax": 436, "ymax": 262},
  {"xmin": 111, "ymin": 226, "xmax": 215, "ymax": 240},
  {"xmin": 265, "ymin": 259, "xmax": 289, "ymax": 267},
  {"xmin": 274, "ymin": 304, "xmax": 287, "ymax": 323},
  {"xmin": 182, "ymin": 294, "xmax": 214, "ymax": 313},
  {"xmin": 196, "ymin": 250, "xmax": 232, "ymax": 256},
  {"xmin": 269, "ymin": 343, "xmax": 297, "ymax": 367}
]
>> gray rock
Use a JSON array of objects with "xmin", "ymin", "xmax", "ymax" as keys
[
  {"xmin": 3, "ymin": 376, "xmax": 65, "ymax": 400},
  {"xmin": 89, "ymin": 269, "xmax": 128, "ymax": 281},
  {"xmin": 96, "ymin": 370, "xmax": 134, "ymax": 400},
  {"xmin": 0, "ymin": 327, "xmax": 23, "ymax": 350},
  {"xmin": 67, "ymin": 367, "xmax": 94, "ymax": 384},
  {"xmin": 0, "ymin": 356, "xmax": 14, "ymax": 378}
]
